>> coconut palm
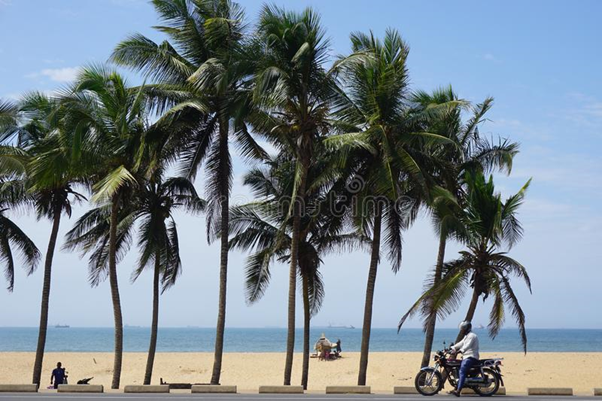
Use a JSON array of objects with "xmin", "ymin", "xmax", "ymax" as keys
[
  {"xmin": 228, "ymin": 154, "xmax": 363, "ymax": 389},
  {"xmin": 250, "ymin": 5, "xmax": 338, "ymax": 385},
  {"xmin": 60, "ymin": 65, "xmax": 152, "ymax": 389},
  {"xmin": 404, "ymin": 87, "xmax": 519, "ymax": 367},
  {"xmin": 131, "ymin": 174, "xmax": 204, "ymax": 384},
  {"xmin": 0, "ymin": 93, "xmax": 90, "ymax": 385},
  {"xmin": 111, "ymin": 0, "xmax": 265, "ymax": 383},
  {"xmin": 400, "ymin": 171, "xmax": 532, "ymax": 352},
  {"xmin": 331, "ymin": 29, "xmax": 459, "ymax": 385}
]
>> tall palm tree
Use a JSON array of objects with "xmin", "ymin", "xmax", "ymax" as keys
[
  {"xmin": 111, "ymin": 0, "xmax": 264, "ymax": 384},
  {"xmin": 0, "ymin": 93, "xmax": 90, "ymax": 385},
  {"xmin": 61, "ymin": 65, "xmax": 152, "ymax": 389},
  {"xmin": 228, "ymin": 155, "xmax": 362, "ymax": 389},
  {"xmin": 331, "ymin": 29, "xmax": 456, "ymax": 385},
  {"xmin": 131, "ymin": 174, "xmax": 204, "ymax": 384},
  {"xmin": 250, "ymin": 5, "xmax": 337, "ymax": 385},
  {"xmin": 400, "ymin": 171, "xmax": 532, "ymax": 351},
  {"xmin": 406, "ymin": 88, "xmax": 518, "ymax": 367}
]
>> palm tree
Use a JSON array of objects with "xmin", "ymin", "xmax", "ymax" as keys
[
  {"xmin": 405, "ymin": 88, "xmax": 518, "ymax": 367},
  {"xmin": 60, "ymin": 65, "xmax": 152, "ymax": 389},
  {"xmin": 228, "ymin": 155, "xmax": 363, "ymax": 389},
  {"xmin": 131, "ymin": 174, "xmax": 204, "ymax": 384},
  {"xmin": 250, "ymin": 5, "xmax": 337, "ymax": 385},
  {"xmin": 331, "ymin": 29, "xmax": 457, "ymax": 385},
  {"xmin": 111, "ymin": 0, "xmax": 264, "ymax": 384},
  {"xmin": 400, "ymin": 171, "xmax": 532, "ymax": 351},
  {"xmin": 0, "ymin": 93, "xmax": 91, "ymax": 385}
]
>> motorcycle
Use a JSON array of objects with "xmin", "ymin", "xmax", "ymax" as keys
[{"xmin": 414, "ymin": 342, "xmax": 504, "ymax": 396}]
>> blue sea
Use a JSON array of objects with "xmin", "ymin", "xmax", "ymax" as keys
[{"xmin": 1, "ymin": 327, "xmax": 601, "ymax": 353}]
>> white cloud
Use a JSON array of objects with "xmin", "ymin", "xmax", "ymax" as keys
[
  {"xmin": 481, "ymin": 53, "xmax": 501, "ymax": 63},
  {"xmin": 25, "ymin": 67, "xmax": 80, "ymax": 83}
]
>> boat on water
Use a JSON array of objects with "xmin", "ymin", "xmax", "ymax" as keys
[
  {"xmin": 328, "ymin": 323, "xmax": 355, "ymax": 329},
  {"xmin": 55, "ymin": 324, "xmax": 70, "ymax": 329}
]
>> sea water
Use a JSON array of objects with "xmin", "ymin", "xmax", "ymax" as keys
[{"xmin": 1, "ymin": 327, "xmax": 601, "ymax": 352}]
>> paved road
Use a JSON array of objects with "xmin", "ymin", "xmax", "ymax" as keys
[{"xmin": 0, "ymin": 394, "xmax": 598, "ymax": 400}]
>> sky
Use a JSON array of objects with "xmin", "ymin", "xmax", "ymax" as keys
[{"xmin": 0, "ymin": 0, "xmax": 601, "ymax": 332}]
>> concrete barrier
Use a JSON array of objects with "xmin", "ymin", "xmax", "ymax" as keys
[
  {"xmin": 258, "ymin": 385, "xmax": 304, "ymax": 394},
  {"xmin": 192, "ymin": 385, "xmax": 237, "ymax": 393},
  {"xmin": 57, "ymin": 384, "xmax": 103, "ymax": 393},
  {"xmin": 124, "ymin": 385, "xmax": 169, "ymax": 393},
  {"xmin": 528, "ymin": 387, "xmax": 573, "ymax": 396},
  {"xmin": 594, "ymin": 388, "xmax": 602, "ymax": 396},
  {"xmin": 326, "ymin": 385, "xmax": 371, "ymax": 394},
  {"xmin": 393, "ymin": 386, "xmax": 418, "ymax": 394},
  {"xmin": 0, "ymin": 384, "xmax": 38, "ymax": 392},
  {"xmin": 461, "ymin": 387, "xmax": 506, "ymax": 395}
]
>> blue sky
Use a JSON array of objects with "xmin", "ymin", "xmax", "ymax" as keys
[{"xmin": 0, "ymin": 0, "xmax": 601, "ymax": 333}]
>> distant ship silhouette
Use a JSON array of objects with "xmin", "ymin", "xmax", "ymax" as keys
[
  {"xmin": 328, "ymin": 323, "xmax": 355, "ymax": 329},
  {"xmin": 55, "ymin": 324, "xmax": 70, "ymax": 329}
]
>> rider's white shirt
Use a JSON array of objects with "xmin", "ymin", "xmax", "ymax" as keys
[{"xmin": 452, "ymin": 332, "xmax": 480, "ymax": 360}]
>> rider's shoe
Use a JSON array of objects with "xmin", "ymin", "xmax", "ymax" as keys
[{"xmin": 449, "ymin": 389, "xmax": 461, "ymax": 397}]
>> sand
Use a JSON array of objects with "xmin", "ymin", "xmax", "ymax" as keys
[{"xmin": 1, "ymin": 352, "xmax": 600, "ymax": 394}]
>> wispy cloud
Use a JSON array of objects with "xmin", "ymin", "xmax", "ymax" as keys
[
  {"xmin": 43, "ymin": 58, "xmax": 65, "ymax": 65},
  {"xmin": 563, "ymin": 92, "xmax": 602, "ymax": 131},
  {"xmin": 25, "ymin": 67, "xmax": 80, "ymax": 83},
  {"xmin": 481, "ymin": 53, "xmax": 501, "ymax": 63}
]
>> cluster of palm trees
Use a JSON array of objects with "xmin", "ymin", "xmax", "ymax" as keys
[{"xmin": 0, "ymin": 0, "xmax": 531, "ymax": 391}]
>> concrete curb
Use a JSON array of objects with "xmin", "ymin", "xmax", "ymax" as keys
[
  {"xmin": 393, "ymin": 386, "xmax": 417, "ymax": 394},
  {"xmin": 0, "ymin": 384, "xmax": 38, "ymax": 393},
  {"xmin": 528, "ymin": 387, "xmax": 573, "ymax": 396},
  {"xmin": 461, "ymin": 387, "xmax": 506, "ymax": 395},
  {"xmin": 326, "ymin": 385, "xmax": 371, "ymax": 394},
  {"xmin": 594, "ymin": 388, "xmax": 602, "ymax": 396},
  {"xmin": 57, "ymin": 384, "xmax": 103, "ymax": 393},
  {"xmin": 124, "ymin": 385, "xmax": 169, "ymax": 393},
  {"xmin": 191, "ymin": 385, "xmax": 237, "ymax": 393},
  {"xmin": 258, "ymin": 385, "xmax": 304, "ymax": 394}
]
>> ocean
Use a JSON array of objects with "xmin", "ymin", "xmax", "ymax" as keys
[{"xmin": 1, "ymin": 327, "xmax": 601, "ymax": 353}]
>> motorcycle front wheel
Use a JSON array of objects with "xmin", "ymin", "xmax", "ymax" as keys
[
  {"xmin": 414, "ymin": 369, "xmax": 443, "ymax": 396},
  {"xmin": 472, "ymin": 368, "xmax": 500, "ymax": 396}
]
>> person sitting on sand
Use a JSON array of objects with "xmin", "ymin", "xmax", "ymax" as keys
[
  {"xmin": 50, "ymin": 362, "xmax": 66, "ymax": 389},
  {"xmin": 314, "ymin": 333, "xmax": 332, "ymax": 360},
  {"xmin": 450, "ymin": 321, "xmax": 479, "ymax": 397}
]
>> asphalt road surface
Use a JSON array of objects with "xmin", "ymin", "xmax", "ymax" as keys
[{"xmin": 0, "ymin": 394, "xmax": 598, "ymax": 401}]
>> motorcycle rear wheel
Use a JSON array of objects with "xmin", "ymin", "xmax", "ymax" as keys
[
  {"xmin": 414, "ymin": 369, "xmax": 443, "ymax": 396},
  {"xmin": 472, "ymin": 368, "xmax": 500, "ymax": 396}
]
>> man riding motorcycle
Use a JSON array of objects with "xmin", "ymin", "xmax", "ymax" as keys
[{"xmin": 450, "ymin": 321, "xmax": 479, "ymax": 397}]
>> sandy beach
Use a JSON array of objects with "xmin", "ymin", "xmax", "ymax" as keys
[{"xmin": 1, "ymin": 352, "xmax": 600, "ymax": 394}]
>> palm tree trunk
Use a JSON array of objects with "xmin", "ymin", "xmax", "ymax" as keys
[
  {"xmin": 357, "ymin": 202, "xmax": 383, "ymax": 386},
  {"xmin": 301, "ymin": 272, "xmax": 310, "ymax": 390},
  {"xmin": 211, "ymin": 119, "xmax": 230, "ymax": 385},
  {"xmin": 109, "ymin": 196, "xmax": 124, "ymax": 389},
  {"xmin": 284, "ymin": 164, "xmax": 308, "ymax": 386},
  {"xmin": 455, "ymin": 286, "xmax": 480, "ymax": 343},
  {"xmin": 143, "ymin": 254, "xmax": 160, "ymax": 385},
  {"xmin": 420, "ymin": 233, "xmax": 447, "ymax": 368},
  {"xmin": 32, "ymin": 210, "xmax": 61, "ymax": 386}
]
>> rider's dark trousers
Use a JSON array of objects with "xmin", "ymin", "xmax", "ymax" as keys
[{"xmin": 457, "ymin": 357, "xmax": 478, "ymax": 391}]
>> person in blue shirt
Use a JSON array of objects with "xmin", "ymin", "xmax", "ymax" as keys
[{"xmin": 50, "ymin": 362, "xmax": 66, "ymax": 389}]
